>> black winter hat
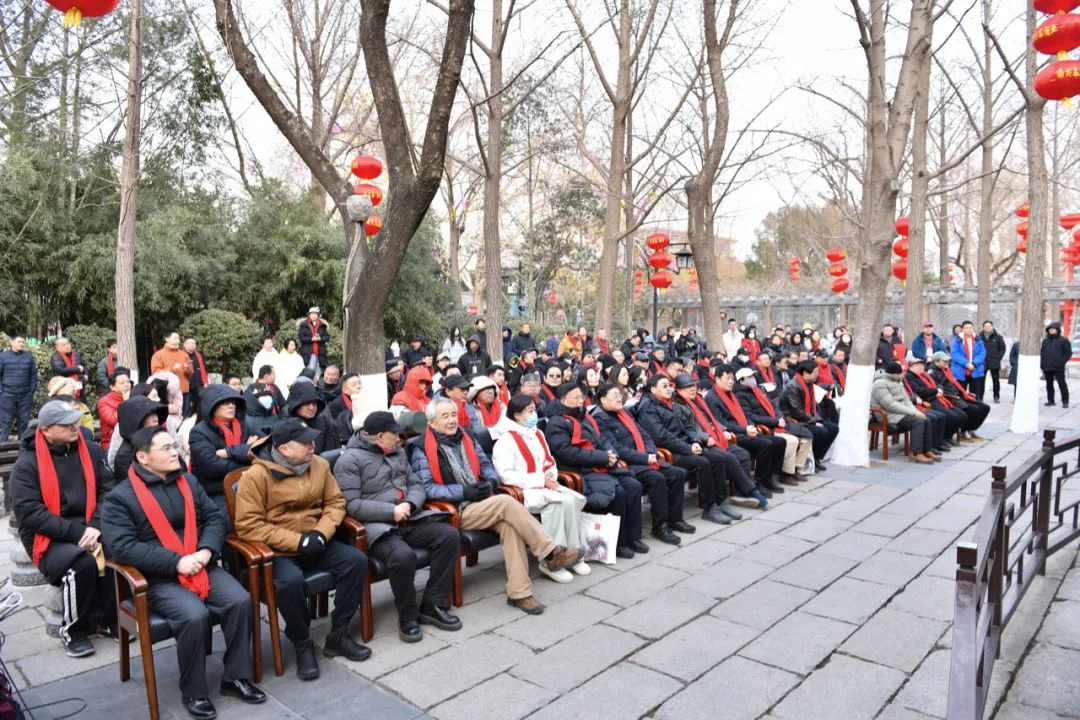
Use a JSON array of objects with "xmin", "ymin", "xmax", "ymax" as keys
[{"xmin": 673, "ymin": 373, "xmax": 697, "ymax": 389}]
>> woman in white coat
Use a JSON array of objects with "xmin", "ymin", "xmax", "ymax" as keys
[
  {"xmin": 492, "ymin": 395, "xmax": 590, "ymax": 582},
  {"xmin": 275, "ymin": 338, "xmax": 306, "ymax": 397}
]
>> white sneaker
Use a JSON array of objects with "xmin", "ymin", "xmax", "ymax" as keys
[
  {"xmin": 538, "ymin": 560, "xmax": 573, "ymax": 583},
  {"xmin": 570, "ymin": 560, "xmax": 591, "ymax": 576}
]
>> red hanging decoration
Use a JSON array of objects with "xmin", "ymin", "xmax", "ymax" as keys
[
  {"xmin": 789, "ymin": 271, "xmax": 801, "ymax": 282},
  {"xmin": 1017, "ymin": 221, "xmax": 1029, "ymax": 239},
  {"xmin": 353, "ymin": 183, "xmax": 383, "ymax": 206},
  {"xmin": 891, "ymin": 260, "xmax": 908, "ymax": 282},
  {"xmin": 1015, "ymin": 202, "xmax": 1030, "ymax": 218},
  {"xmin": 650, "ymin": 270, "xmax": 674, "ymax": 289},
  {"xmin": 830, "ymin": 278, "xmax": 850, "ymax": 294},
  {"xmin": 646, "ymin": 232, "xmax": 670, "ymax": 250},
  {"xmin": 44, "ymin": 0, "xmax": 119, "ymax": 28},
  {"xmin": 350, "ymin": 155, "xmax": 383, "ymax": 179},
  {"xmin": 825, "ymin": 247, "xmax": 846, "ymax": 262},
  {"xmin": 1034, "ymin": 0, "xmax": 1080, "ymax": 13},
  {"xmin": 548, "ymin": 290, "xmax": 556, "ymax": 305},
  {"xmin": 827, "ymin": 262, "xmax": 848, "ymax": 278},
  {"xmin": 1035, "ymin": 60, "xmax": 1080, "ymax": 101},
  {"xmin": 895, "ymin": 216, "xmax": 911, "ymax": 236},
  {"xmin": 364, "ymin": 213, "xmax": 383, "ymax": 237},
  {"xmin": 1018, "ymin": 238, "xmax": 1028, "ymax": 254},
  {"xmin": 648, "ymin": 250, "xmax": 673, "ymax": 269},
  {"xmin": 892, "ymin": 237, "xmax": 909, "ymax": 258},
  {"xmin": 1033, "ymin": 13, "xmax": 1080, "ymax": 55},
  {"xmin": 1060, "ymin": 212, "xmax": 1080, "ymax": 230}
]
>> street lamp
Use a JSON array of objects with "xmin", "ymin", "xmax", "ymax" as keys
[{"xmin": 674, "ymin": 249, "xmax": 694, "ymax": 271}]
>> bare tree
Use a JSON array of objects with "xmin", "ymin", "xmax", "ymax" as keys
[{"xmin": 115, "ymin": 0, "xmax": 143, "ymax": 371}]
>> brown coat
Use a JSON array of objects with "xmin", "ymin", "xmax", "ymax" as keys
[
  {"xmin": 233, "ymin": 451, "xmax": 345, "ymax": 553},
  {"xmin": 150, "ymin": 346, "xmax": 194, "ymax": 393}
]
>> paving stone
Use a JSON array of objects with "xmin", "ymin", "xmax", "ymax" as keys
[
  {"xmin": 888, "ymin": 574, "xmax": 957, "ymax": 622},
  {"xmin": 771, "ymin": 654, "xmax": 906, "ymax": 720},
  {"xmin": 758, "ymin": 501, "xmax": 823, "ymax": 525},
  {"xmin": 768, "ymin": 550, "xmax": 858, "ymax": 591},
  {"xmin": 847, "ymin": 550, "xmax": 931, "ymax": 589},
  {"xmin": 994, "ymin": 701, "xmax": 1075, "ymax": 720},
  {"xmin": 820, "ymin": 498, "xmax": 882, "ymax": 523},
  {"xmin": 304, "ymin": 684, "xmax": 423, "ymax": 720},
  {"xmin": 430, "ymin": 673, "xmax": 556, "ymax": 720},
  {"xmin": 496, "ymin": 594, "xmax": 619, "ymax": 650},
  {"xmin": 350, "ymin": 627, "xmax": 453, "ymax": 680},
  {"xmin": 380, "ymin": 634, "xmax": 533, "ymax": 708},
  {"xmin": 888, "ymin": 527, "xmax": 960, "ymax": 557},
  {"xmin": 3, "ymin": 625, "xmax": 68, "ymax": 661},
  {"xmin": 508, "ymin": 624, "xmax": 645, "ymax": 695},
  {"xmin": 16, "ymin": 636, "xmax": 123, "ymax": 686},
  {"xmin": 922, "ymin": 550, "xmax": 959, "ymax": 579},
  {"xmin": 631, "ymin": 615, "xmax": 759, "ymax": 681},
  {"xmin": 893, "ymin": 649, "xmax": 950, "ymax": 717},
  {"xmin": 852, "ymin": 512, "xmax": 919, "ymax": 538},
  {"xmin": 999, "ymin": 575, "xmax": 1061, "ymax": 662},
  {"xmin": 445, "ymin": 591, "xmax": 530, "ymax": 639},
  {"xmin": 604, "ymin": 586, "xmax": 716, "ymax": 639},
  {"xmin": 801, "ymin": 485, "xmax": 862, "ymax": 506},
  {"xmin": 914, "ymin": 508, "xmax": 975, "ymax": 533},
  {"xmin": 881, "ymin": 493, "xmax": 947, "ymax": 517},
  {"xmin": 526, "ymin": 663, "xmax": 681, "ymax": 720},
  {"xmin": 1037, "ymin": 600, "xmax": 1080, "ymax": 651},
  {"xmin": 1059, "ymin": 568, "xmax": 1080, "ymax": 601},
  {"xmin": 875, "ymin": 705, "xmax": 941, "ymax": 720},
  {"xmin": 840, "ymin": 608, "xmax": 948, "ymax": 673},
  {"xmin": 584, "ymin": 562, "xmax": 689, "ymax": 608},
  {"xmin": 781, "ymin": 515, "xmax": 852, "ymax": 543},
  {"xmin": 710, "ymin": 579, "xmax": 816, "ymax": 631},
  {"xmin": 653, "ymin": 537, "xmax": 740, "ymax": 573},
  {"xmin": 800, "ymin": 577, "xmax": 897, "ymax": 624},
  {"xmin": 816, "ymin": 530, "xmax": 890, "ymax": 562},
  {"xmin": 654, "ymin": 655, "xmax": 800, "ymax": 720},
  {"xmin": 674, "ymin": 556, "xmax": 775, "ymax": 599},
  {"xmin": 738, "ymin": 611, "xmax": 856, "ymax": 675},
  {"xmin": 732, "ymin": 533, "xmax": 816, "ymax": 569},
  {"xmin": 712, "ymin": 519, "xmax": 788, "ymax": 546}
]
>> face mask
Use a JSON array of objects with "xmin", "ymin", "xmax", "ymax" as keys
[
  {"xmin": 842, "ymin": 335, "xmax": 851, "ymax": 344},
  {"xmin": 522, "ymin": 415, "xmax": 539, "ymax": 430},
  {"xmin": 744, "ymin": 378, "xmax": 758, "ymax": 388},
  {"xmin": 749, "ymin": 332, "xmax": 756, "ymax": 339},
  {"xmin": 258, "ymin": 395, "xmax": 274, "ymax": 409}
]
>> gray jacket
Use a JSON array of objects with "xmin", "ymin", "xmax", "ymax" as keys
[
  {"xmin": 871, "ymin": 373, "xmax": 917, "ymax": 425},
  {"xmin": 335, "ymin": 433, "xmax": 427, "ymax": 545}
]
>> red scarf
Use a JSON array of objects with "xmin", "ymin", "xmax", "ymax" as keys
[
  {"xmin": 942, "ymin": 368, "xmax": 976, "ymax": 402},
  {"xmin": 508, "ymin": 430, "xmax": 555, "ymax": 473},
  {"xmin": 424, "ymin": 428, "xmax": 480, "ymax": 485},
  {"xmin": 758, "ymin": 366, "xmax": 775, "ymax": 384},
  {"xmin": 107, "ymin": 353, "xmax": 115, "ymax": 378},
  {"xmin": 342, "ymin": 393, "xmax": 353, "ymax": 411},
  {"xmin": 541, "ymin": 385, "xmax": 556, "ymax": 402},
  {"xmin": 564, "ymin": 413, "xmax": 608, "ymax": 473},
  {"xmin": 193, "ymin": 352, "xmax": 208, "ymax": 386},
  {"xmin": 497, "ymin": 383, "xmax": 510, "ymax": 406},
  {"xmin": 796, "ymin": 374, "xmax": 817, "ymax": 418},
  {"xmin": 596, "ymin": 339, "xmax": 610, "ymax": 354},
  {"xmin": 686, "ymin": 397, "xmax": 729, "ymax": 449},
  {"xmin": 127, "ymin": 467, "xmax": 209, "ymax": 600},
  {"xmin": 916, "ymin": 370, "xmax": 953, "ymax": 408},
  {"xmin": 614, "ymin": 409, "xmax": 658, "ymax": 469},
  {"xmin": 749, "ymin": 386, "xmax": 782, "ymax": 433},
  {"xmin": 715, "ymin": 387, "xmax": 749, "ymax": 426},
  {"xmin": 61, "ymin": 351, "xmax": 76, "ymax": 369},
  {"xmin": 308, "ymin": 320, "xmax": 321, "ymax": 357},
  {"xmin": 455, "ymin": 400, "xmax": 472, "ymax": 428},
  {"xmin": 213, "ymin": 418, "xmax": 241, "ymax": 446},
  {"xmin": 964, "ymin": 337, "xmax": 974, "ymax": 376},
  {"xmin": 32, "ymin": 430, "xmax": 96, "ymax": 566},
  {"xmin": 816, "ymin": 363, "xmax": 833, "ymax": 386},
  {"xmin": 477, "ymin": 400, "xmax": 502, "ymax": 427},
  {"xmin": 833, "ymin": 363, "xmax": 846, "ymax": 390}
]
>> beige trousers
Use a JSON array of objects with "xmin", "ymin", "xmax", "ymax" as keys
[
  {"xmin": 460, "ymin": 495, "xmax": 557, "ymax": 600},
  {"xmin": 779, "ymin": 433, "xmax": 814, "ymax": 474}
]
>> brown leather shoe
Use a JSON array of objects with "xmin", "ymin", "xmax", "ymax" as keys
[
  {"xmin": 778, "ymin": 473, "xmax": 800, "ymax": 486},
  {"xmin": 507, "ymin": 596, "xmax": 545, "ymax": 615},
  {"xmin": 546, "ymin": 546, "xmax": 581, "ymax": 572},
  {"xmin": 794, "ymin": 472, "xmax": 810, "ymax": 482},
  {"xmin": 910, "ymin": 454, "xmax": 934, "ymax": 464},
  {"xmin": 927, "ymin": 451, "xmax": 943, "ymax": 462}
]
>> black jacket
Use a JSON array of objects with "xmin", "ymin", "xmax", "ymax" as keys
[
  {"xmin": 1040, "ymin": 323, "xmax": 1072, "ymax": 372},
  {"xmin": 457, "ymin": 335, "xmax": 491, "ymax": 378},
  {"xmin": 635, "ymin": 393, "xmax": 694, "ymax": 455},
  {"xmin": 705, "ymin": 387, "xmax": 752, "ymax": 435},
  {"xmin": 780, "ymin": 378, "xmax": 822, "ymax": 423},
  {"xmin": 592, "ymin": 406, "xmax": 655, "ymax": 467},
  {"xmin": 285, "ymin": 381, "xmax": 340, "ymax": 454},
  {"xmin": 101, "ymin": 463, "xmax": 226, "ymax": 585},
  {"xmin": 50, "ymin": 350, "xmax": 89, "ymax": 387},
  {"xmin": 875, "ymin": 337, "xmax": 895, "ymax": 369},
  {"xmin": 543, "ymin": 402, "xmax": 620, "ymax": 507},
  {"xmin": 243, "ymin": 381, "xmax": 285, "ymax": 433},
  {"xmin": 298, "ymin": 319, "xmax": 330, "ymax": 363},
  {"xmin": 0, "ymin": 348, "xmax": 37, "ymax": 396},
  {"xmin": 403, "ymin": 345, "xmax": 429, "ymax": 369},
  {"xmin": 112, "ymin": 396, "xmax": 169, "ymax": 485},
  {"xmin": 188, "ymin": 385, "xmax": 260, "ymax": 497},
  {"xmin": 734, "ymin": 383, "xmax": 782, "ymax": 429},
  {"xmin": 10, "ymin": 427, "xmax": 109, "ymax": 557},
  {"xmin": 512, "ymin": 332, "xmax": 537, "ymax": 356},
  {"xmin": 980, "ymin": 330, "xmax": 1007, "ymax": 369}
]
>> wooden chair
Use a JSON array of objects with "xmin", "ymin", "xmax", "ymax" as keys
[{"xmin": 868, "ymin": 407, "xmax": 910, "ymax": 460}]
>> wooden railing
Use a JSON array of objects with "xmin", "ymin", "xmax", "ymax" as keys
[{"xmin": 947, "ymin": 428, "xmax": 1080, "ymax": 719}]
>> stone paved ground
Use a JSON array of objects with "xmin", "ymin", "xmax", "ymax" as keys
[{"xmin": 3, "ymin": 397, "xmax": 1080, "ymax": 720}]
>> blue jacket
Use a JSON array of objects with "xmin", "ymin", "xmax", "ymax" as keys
[
  {"xmin": 0, "ymin": 349, "xmax": 37, "ymax": 396},
  {"xmin": 408, "ymin": 429, "xmax": 500, "ymax": 504},
  {"xmin": 950, "ymin": 335, "xmax": 986, "ymax": 379},
  {"xmin": 910, "ymin": 334, "xmax": 946, "ymax": 361}
]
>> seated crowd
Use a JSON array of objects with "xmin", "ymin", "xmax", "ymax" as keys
[{"xmin": 7, "ymin": 312, "xmax": 992, "ymax": 719}]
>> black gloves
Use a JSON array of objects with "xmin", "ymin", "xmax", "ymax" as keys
[
  {"xmin": 297, "ymin": 530, "xmax": 327, "ymax": 558},
  {"xmin": 462, "ymin": 481, "xmax": 493, "ymax": 502}
]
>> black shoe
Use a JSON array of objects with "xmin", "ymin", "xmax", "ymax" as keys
[
  {"xmin": 702, "ymin": 505, "xmax": 731, "ymax": 524},
  {"xmin": 183, "ymin": 697, "xmax": 217, "ymax": 720},
  {"xmin": 757, "ymin": 485, "xmax": 773, "ymax": 498},
  {"xmin": 651, "ymin": 527, "xmax": 681, "ymax": 545},
  {"xmin": 815, "ymin": 462, "xmax": 827, "ymax": 472},
  {"xmin": 294, "ymin": 640, "xmax": 320, "ymax": 680},
  {"xmin": 398, "ymin": 620, "xmax": 422, "ymax": 643},
  {"xmin": 630, "ymin": 539, "xmax": 650, "ymax": 553},
  {"xmin": 933, "ymin": 447, "xmax": 951, "ymax": 454},
  {"xmin": 761, "ymin": 478, "xmax": 785, "ymax": 494},
  {"xmin": 62, "ymin": 634, "xmax": 94, "ymax": 658},
  {"xmin": 1064, "ymin": 403, "xmax": 1069, "ymax": 409},
  {"xmin": 324, "ymin": 630, "xmax": 372, "ymax": 662},
  {"xmin": 418, "ymin": 604, "xmax": 462, "ymax": 631},
  {"xmin": 993, "ymin": 397, "xmax": 1000, "ymax": 404},
  {"xmin": 616, "ymin": 546, "xmax": 635, "ymax": 559},
  {"xmin": 670, "ymin": 521, "xmax": 696, "ymax": 534},
  {"xmin": 219, "ymin": 679, "xmax": 266, "ymax": 704},
  {"xmin": 1046, "ymin": 401, "xmax": 1056, "ymax": 407}
]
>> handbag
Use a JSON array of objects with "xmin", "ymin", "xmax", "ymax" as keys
[{"xmin": 579, "ymin": 512, "xmax": 621, "ymax": 565}]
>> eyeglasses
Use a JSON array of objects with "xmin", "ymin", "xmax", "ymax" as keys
[{"xmin": 150, "ymin": 443, "xmax": 180, "ymax": 455}]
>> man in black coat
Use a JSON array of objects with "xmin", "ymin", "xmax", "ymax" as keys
[
  {"xmin": 592, "ymin": 382, "xmax": 693, "ymax": 545},
  {"xmin": 979, "ymin": 321, "xmax": 1007, "ymax": 403},
  {"xmin": 779, "ymin": 361, "xmax": 839, "ymax": 468},
  {"xmin": 706, "ymin": 364, "xmax": 788, "ymax": 490},
  {"xmin": 188, "ymin": 385, "xmax": 261, "ymax": 519},
  {"xmin": 298, "ymin": 307, "xmax": 330, "ymax": 373},
  {"xmin": 544, "ymin": 382, "xmax": 646, "ymax": 559},
  {"xmin": 930, "ymin": 352, "xmax": 990, "ymax": 438},
  {"xmin": 50, "ymin": 337, "xmax": 89, "ymax": 399},
  {"xmin": 102, "ymin": 427, "xmax": 266, "ymax": 718},
  {"xmin": 512, "ymin": 323, "xmax": 538, "ymax": 356},
  {"xmin": 0, "ymin": 333, "xmax": 37, "ymax": 442},
  {"xmin": 402, "ymin": 337, "xmax": 429, "ymax": 370},
  {"xmin": 457, "ymin": 335, "xmax": 492, "ymax": 378},
  {"xmin": 904, "ymin": 357, "xmax": 964, "ymax": 450},
  {"xmin": 11, "ymin": 401, "xmax": 112, "ymax": 657},
  {"xmin": 243, "ymin": 365, "xmax": 286, "ymax": 433},
  {"xmin": 285, "ymin": 381, "xmax": 340, "ymax": 454},
  {"xmin": 1041, "ymin": 322, "xmax": 1072, "ymax": 408}
]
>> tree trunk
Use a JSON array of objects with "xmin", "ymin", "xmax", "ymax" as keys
[
  {"xmin": 906, "ymin": 52, "xmax": 931, "ymax": 344},
  {"xmin": 1011, "ymin": 0, "xmax": 1049, "ymax": 434},
  {"xmin": 937, "ymin": 104, "xmax": 951, "ymax": 286},
  {"xmin": 115, "ymin": 0, "xmax": 143, "ymax": 372},
  {"xmin": 1050, "ymin": 108, "xmax": 1061, "ymax": 282},
  {"xmin": 976, "ymin": 0, "xmax": 994, "ymax": 321},
  {"xmin": 482, "ymin": 0, "xmax": 505, "ymax": 364}
]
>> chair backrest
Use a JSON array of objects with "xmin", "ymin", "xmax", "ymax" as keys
[
  {"xmin": 320, "ymin": 448, "xmax": 343, "ymax": 473},
  {"xmin": 224, "ymin": 468, "xmax": 246, "ymax": 524},
  {"xmin": 473, "ymin": 426, "xmax": 495, "ymax": 456}
]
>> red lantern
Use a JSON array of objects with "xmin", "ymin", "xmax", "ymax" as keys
[
  {"xmin": 648, "ymin": 250, "xmax": 673, "ymax": 269},
  {"xmin": 646, "ymin": 232, "xmax": 670, "ymax": 251},
  {"xmin": 891, "ymin": 260, "xmax": 908, "ymax": 282},
  {"xmin": 1018, "ymin": 238, "xmax": 1028, "ymax": 254},
  {"xmin": 892, "ymin": 237, "xmax": 909, "ymax": 258},
  {"xmin": 1034, "ymin": 0, "xmax": 1080, "ymax": 13},
  {"xmin": 1035, "ymin": 60, "xmax": 1080, "ymax": 101},
  {"xmin": 827, "ymin": 262, "xmax": 848, "ymax": 278},
  {"xmin": 789, "ymin": 270, "xmax": 801, "ymax": 281},
  {"xmin": 831, "ymin": 278, "xmax": 850, "ymax": 294},
  {"xmin": 1033, "ymin": 14, "xmax": 1080, "ymax": 55},
  {"xmin": 650, "ymin": 270, "xmax": 674, "ymax": 289},
  {"xmin": 1016, "ymin": 202, "xmax": 1030, "ymax": 218},
  {"xmin": 44, "ymin": 0, "xmax": 118, "ymax": 27},
  {"xmin": 350, "ymin": 155, "xmax": 383, "ymax": 179},
  {"xmin": 895, "ymin": 216, "xmax": 911, "ymax": 236},
  {"xmin": 1060, "ymin": 212, "xmax": 1080, "ymax": 229},
  {"xmin": 789, "ymin": 256, "xmax": 800, "ymax": 266},
  {"xmin": 364, "ymin": 213, "xmax": 383, "ymax": 237},
  {"xmin": 353, "ymin": 182, "xmax": 383, "ymax": 206},
  {"xmin": 1074, "ymin": 226, "xmax": 1080, "ymax": 241},
  {"xmin": 548, "ymin": 290, "xmax": 556, "ymax": 305},
  {"xmin": 826, "ymin": 247, "xmax": 846, "ymax": 262},
  {"xmin": 1017, "ymin": 222, "xmax": 1029, "ymax": 239}
]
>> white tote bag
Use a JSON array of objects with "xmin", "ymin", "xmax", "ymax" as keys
[{"xmin": 580, "ymin": 512, "xmax": 621, "ymax": 565}]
